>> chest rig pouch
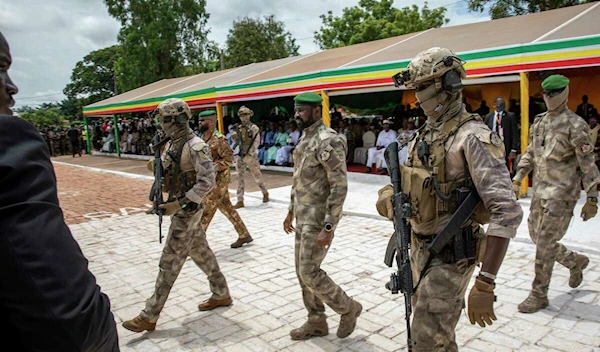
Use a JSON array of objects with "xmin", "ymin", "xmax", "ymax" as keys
[
  {"xmin": 401, "ymin": 113, "xmax": 482, "ymax": 225},
  {"xmin": 162, "ymin": 140, "xmax": 197, "ymax": 201}
]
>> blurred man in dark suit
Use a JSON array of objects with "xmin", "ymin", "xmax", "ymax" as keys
[
  {"xmin": 484, "ymin": 96, "xmax": 519, "ymax": 168},
  {"xmin": 0, "ymin": 31, "xmax": 119, "ymax": 352}
]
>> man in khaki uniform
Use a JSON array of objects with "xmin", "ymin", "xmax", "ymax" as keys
[
  {"xmin": 377, "ymin": 47, "xmax": 523, "ymax": 351},
  {"xmin": 123, "ymin": 99, "xmax": 232, "ymax": 333},
  {"xmin": 283, "ymin": 92, "xmax": 362, "ymax": 340},
  {"xmin": 233, "ymin": 106, "xmax": 269, "ymax": 208},
  {"xmin": 198, "ymin": 109, "xmax": 253, "ymax": 248},
  {"xmin": 513, "ymin": 75, "xmax": 599, "ymax": 313}
]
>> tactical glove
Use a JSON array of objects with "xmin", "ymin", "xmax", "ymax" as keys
[
  {"xmin": 468, "ymin": 278, "xmax": 497, "ymax": 328},
  {"xmin": 512, "ymin": 180, "xmax": 521, "ymax": 199},
  {"xmin": 581, "ymin": 198, "xmax": 598, "ymax": 221},
  {"xmin": 376, "ymin": 184, "xmax": 394, "ymax": 220},
  {"xmin": 159, "ymin": 200, "xmax": 182, "ymax": 216}
]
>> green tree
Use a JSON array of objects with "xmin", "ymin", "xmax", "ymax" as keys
[
  {"xmin": 103, "ymin": 0, "xmax": 213, "ymax": 92},
  {"xmin": 64, "ymin": 45, "xmax": 120, "ymax": 107},
  {"xmin": 224, "ymin": 15, "xmax": 299, "ymax": 68},
  {"xmin": 17, "ymin": 105, "xmax": 68, "ymax": 130},
  {"xmin": 467, "ymin": 0, "xmax": 590, "ymax": 19},
  {"xmin": 315, "ymin": 0, "xmax": 448, "ymax": 50}
]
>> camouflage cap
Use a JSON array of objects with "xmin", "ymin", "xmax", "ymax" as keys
[
  {"xmin": 238, "ymin": 106, "xmax": 254, "ymax": 116},
  {"xmin": 156, "ymin": 98, "xmax": 192, "ymax": 120},
  {"xmin": 199, "ymin": 109, "xmax": 217, "ymax": 121},
  {"xmin": 542, "ymin": 74, "xmax": 570, "ymax": 91},
  {"xmin": 394, "ymin": 47, "xmax": 466, "ymax": 89},
  {"xmin": 294, "ymin": 92, "xmax": 323, "ymax": 105}
]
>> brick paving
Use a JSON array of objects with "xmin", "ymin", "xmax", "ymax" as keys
[{"xmin": 56, "ymin": 162, "xmax": 600, "ymax": 351}]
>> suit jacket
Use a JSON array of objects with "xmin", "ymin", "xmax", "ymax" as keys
[
  {"xmin": 484, "ymin": 110, "xmax": 519, "ymax": 159},
  {"xmin": 0, "ymin": 115, "xmax": 119, "ymax": 351}
]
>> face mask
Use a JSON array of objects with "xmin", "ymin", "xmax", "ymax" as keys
[
  {"xmin": 496, "ymin": 103, "xmax": 505, "ymax": 112},
  {"xmin": 544, "ymin": 86, "xmax": 569, "ymax": 112},
  {"xmin": 415, "ymin": 83, "xmax": 451, "ymax": 120}
]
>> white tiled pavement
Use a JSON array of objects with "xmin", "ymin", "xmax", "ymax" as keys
[{"xmin": 70, "ymin": 189, "xmax": 600, "ymax": 352}]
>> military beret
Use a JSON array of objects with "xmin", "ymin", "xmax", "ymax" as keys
[
  {"xmin": 199, "ymin": 109, "xmax": 217, "ymax": 121},
  {"xmin": 542, "ymin": 75, "xmax": 570, "ymax": 91},
  {"xmin": 294, "ymin": 92, "xmax": 323, "ymax": 105}
]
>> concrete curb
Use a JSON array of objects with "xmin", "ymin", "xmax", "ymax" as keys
[{"xmin": 52, "ymin": 161, "xmax": 154, "ymax": 182}]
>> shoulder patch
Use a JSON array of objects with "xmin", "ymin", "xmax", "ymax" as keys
[
  {"xmin": 214, "ymin": 131, "xmax": 224, "ymax": 138},
  {"xmin": 582, "ymin": 143, "xmax": 594, "ymax": 155},
  {"xmin": 490, "ymin": 132, "xmax": 503, "ymax": 147}
]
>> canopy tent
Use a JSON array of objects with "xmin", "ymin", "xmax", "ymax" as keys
[{"xmin": 84, "ymin": 2, "xmax": 600, "ymax": 119}]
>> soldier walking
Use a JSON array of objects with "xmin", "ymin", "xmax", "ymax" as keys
[
  {"xmin": 283, "ymin": 92, "xmax": 362, "ymax": 340},
  {"xmin": 233, "ymin": 106, "xmax": 269, "ymax": 208},
  {"xmin": 123, "ymin": 98, "xmax": 232, "ymax": 333},
  {"xmin": 198, "ymin": 110, "xmax": 253, "ymax": 248},
  {"xmin": 376, "ymin": 47, "xmax": 523, "ymax": 351},
  {"xmin": 513, "ymin": 75, "xmax": 599, "ymax": 313}
]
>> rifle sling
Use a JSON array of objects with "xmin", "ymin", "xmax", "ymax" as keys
[{"xmin": 167, "ymin": 139, "xmax": 186, "ymax": 202}]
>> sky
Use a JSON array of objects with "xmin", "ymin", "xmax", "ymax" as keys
[{"xmin": 0, "ymin": 0, "xmax": 489, "ymax": 108}]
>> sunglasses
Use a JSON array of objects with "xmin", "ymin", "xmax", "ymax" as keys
[{"xmin": 543, "ymin": 89, "xmax": 565, "ymax": 97}]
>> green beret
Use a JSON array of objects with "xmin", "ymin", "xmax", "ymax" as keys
[
  {"xmin": 199, "ymin": 109, "xmax": 217, "ymax": 121},
  {"xmin": 542, "ymin": 75, "xmax": 570, "ymax": 91},
  {"xmin": 294, "ymin": 92, "xmax": 323, "ymax": 105}
]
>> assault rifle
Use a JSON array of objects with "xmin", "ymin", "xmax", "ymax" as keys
[
  {"xmin": 383, "ymin": 142, "xmax": 483, "ymax": 351},
  {"xmin": 148, "ymin": 131, "xmax": 171, "ymax": 243}
]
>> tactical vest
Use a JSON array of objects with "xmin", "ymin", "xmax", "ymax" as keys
[
  {"xmin": 162, "ymin": 140, "xmax": 197, "ymax": 201},
  {"xmin": 402, "ymin": 112, "xmax": 490, "ymax": 227},
  {"xmin": 239, "ymin": 124, "xmax": 254, "ymax": 155}
]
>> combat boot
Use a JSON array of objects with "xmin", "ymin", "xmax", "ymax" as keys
[
  {"xmin": 122, "ymin": 316, "xmax": 156, "ymax": 333},
  {"xmin": 234, "ymin": 201, "xmax": 244, "ymax": 209},
  {"xmin": 569, "ymin": 254, "xmax": 590, "ymax": 288},
  {"xmin": 198, "ymin": 296, "xmax": 233, "ymax": 311},
  {"xmin": 518, "ymin": 293, "xmax": 549, "ymax": 313},
  {"xmin": 231, "ymin": 235, "xmax": 253, "ymax": 248},
  {"xmin": 337, "ymin": 300, "xmax": 362, "ymax": 338},
  {"xmin": 263, "ymin": 192, "xmax": 269, "ymax": 203},
  {"xmin": 290, "ymin": 315, "xmax": 328, "ymax": 340}
]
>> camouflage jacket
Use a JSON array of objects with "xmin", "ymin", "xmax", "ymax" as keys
[
  {"xmin": 514, "ymin": 107, "xmax": 600, "ymax": 200},
  {"xmin": 202, "ymin": 129, "xmax": 233, "ymax": 185},
  {"xmin": 162, "ymin": 131, "xmax": 215, "ymax": 205},
  {"xmin": 405, "ymin": 113, "xmax": 522, "ymax": 238},
  {"xmin": 288, "ymin": 120, "xmax": 347, "ymax": 228}
]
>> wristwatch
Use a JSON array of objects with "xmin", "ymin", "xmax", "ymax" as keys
[
  {"xmin": 324, "ymin": 223, "xmax": 333, "ymax": 232},
  {"xmin": 178, "ymin": 197, "xmax": 191, "ymax": 210}
]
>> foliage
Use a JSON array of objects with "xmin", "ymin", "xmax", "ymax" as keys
[
  {"xmin": 103, "ymin": 0, "xmax": 213, "ymax": 92},
  {"xmin": 466, "ymin": 0, "xmax": 590, "ymax": 19},
  {"xmin": 314, "ymin": 0, "xmax": 448, "ymax": 50},
  {"xmin": 16, "ymin": 103, "xmax": 69, "ymax": 130},
  {"xmin": 224, "ymin": 15, "xmax": 299, "ymax": 68},
  {"xmin": 64, "ymin": 45, "xmax": 121, "ymax": 106}
]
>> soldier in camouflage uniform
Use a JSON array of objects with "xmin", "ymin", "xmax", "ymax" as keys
[
  {"xmin": 513, "ymin": 75, "xmax": 599, "ymax": 313},
  {"xmin": 123, "ymin": 98, "xmax": 232, "ymax": 333},
  {"xmin": 376, "ymin": 47, "xmax": 523, "ymax": 351},
  {"xmin": 233, "ymin": 106, "xmax": 269, "ymax": 208},
  {"xmin": 283, "ymin": 92, "xmax": 362, "ymax": 340},
  {"xmin": 198, "ymin": 109, "xmax": 253, "ymax": 249}
]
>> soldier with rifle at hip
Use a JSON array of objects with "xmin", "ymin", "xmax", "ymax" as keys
[
  {"xmin": 232, "ymin": 106, "xmax": 269, "ymax": 208},
  {"xmin": 376, "ymin": 47, "xmax": 523, "ymax": 351},
  {"xmin": 123, "ymin": 98, "xmax": 232, "ymax": 333}
]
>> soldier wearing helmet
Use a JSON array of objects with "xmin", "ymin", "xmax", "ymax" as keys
[
  {"xmin": 377, "ymin": 47, "xmax": 523, "ymax": 350},
  {"xmin": 123, "ymin": 98, "xmax": 232, "ymax": 333},
  {"xmin": 232, "ymin": 105, "xmax": 269, "ymax": 209}
]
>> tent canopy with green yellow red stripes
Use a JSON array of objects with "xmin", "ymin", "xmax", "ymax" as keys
[{"xmin": 84, "ymin": 2, "xmax": 600, "ymax": 117}]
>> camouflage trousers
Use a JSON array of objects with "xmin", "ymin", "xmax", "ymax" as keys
[
  {"xmin": 294, "ymin": 225, "xmax": 353, "ymax": 319},
  {"xmin": 140, "ymin": 209, "xmax": 229, "ymax": 323},
  {"xmin": 410, "ymin": 235, "xmax": 477, "ymax": 352},
  {"xmin": 202, "ymin": 171, "xmax": 249, "ymax": 238},
  {"xmin": 236, "ymin": 154, "xmax": 267, "ymax": 202},
  {"xmin": 528, "ymin": 197, "xmax": 579, "ymax": 298}
]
